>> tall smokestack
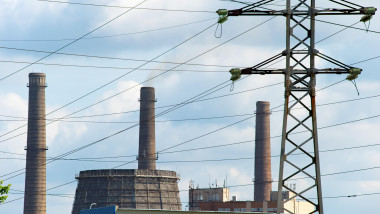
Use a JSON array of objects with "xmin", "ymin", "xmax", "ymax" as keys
[
  {"xmin": 254, "ymin": 101, "xmax": 271, "ymax": 202},
  {"xmin": 24, "ymin": 73, "xmax": 47, "ymax": 214},
  {"xmin": 138, "ymin": 87, "xmax": 156, "ymax": 170}
]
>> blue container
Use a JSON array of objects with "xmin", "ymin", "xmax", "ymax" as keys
[{"xmin": 80, "ymin": 205, "xmax": 116, "ymax": 214}]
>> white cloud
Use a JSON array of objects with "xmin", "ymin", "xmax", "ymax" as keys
[
  {"xmin": 91, "ymin": 80, "xmax": 141, "ymax": 119},
  {"xmin": 0, "ymin": 0, "xmax": 67, "ymax": 32},
  {"xmin": 1, "ymin": 1, "xmax": 380, "ymax": 213},
  {"xmin": 0, "ymin": 93, "xmax": 28, "ymax": 169}
]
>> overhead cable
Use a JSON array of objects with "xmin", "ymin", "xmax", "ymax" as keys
[
  {"xmin": 0, "ymin": 0, "xmax": 149, "ymax": 81},
  {"xmin": 0, "ymin": 17, "xmax": 276, "ymax": 144},
  {"xmin": 0, "ymin": 59, "xmax": 227, "ymax": 72},
  {"xmin": 0, "ymin": 46, "xmax": 240, "ymax": 68},
  {"xmin": 1, "ymin": 91, "xmax": 378, "ymax": 124},
  {"xmin": 0, "ymin": 22, "xmax": 219, "ymax": 142},
  {"xmin": 0, "ymin": 18, "xmax": 215, "ymax": 42},
  {"xmin": 36, "ymin": 0, "xmax": 215, "ymax": 13}
]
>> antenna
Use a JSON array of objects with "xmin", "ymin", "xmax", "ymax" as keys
[{"xmin": 189, "ymin": 180, "xmax": 194, "ymax": 189}]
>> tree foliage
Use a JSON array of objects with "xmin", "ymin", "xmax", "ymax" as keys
[{"xmin": 0, "ymin": 180, "xmax": 11, "ymax": 203}]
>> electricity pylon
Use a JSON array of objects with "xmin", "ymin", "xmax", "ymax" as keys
[{"xmin": 220, "ymin": 1, "xmax": 376, "ymax": 213}]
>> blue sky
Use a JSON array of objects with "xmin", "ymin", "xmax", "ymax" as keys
[{"xmin": 0, "ymin": 0, "xmax": 380, "ymax": 213}]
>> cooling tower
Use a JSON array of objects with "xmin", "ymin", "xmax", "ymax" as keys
[
  {"xmin": 138, "ymin": 87, "xmax": 156, "ymax": 170},
  {"xmin": 254, "ymin": 101, "xmax": 272, "ymax": 202},
  {"xmin": 24, "ymin": 73, "xmax": 47, "ymax": 214},
  {"xmin": 71, "ymin": 169, "xmax": 181, "ymax": 214},
  {"xmin": 72, "ymin": 87, "xmax": 181, "ymax": 214}
]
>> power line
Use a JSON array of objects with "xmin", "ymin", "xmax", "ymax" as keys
[
  {"xmin": 0, "ymin": 46, "xmax": 240, "ymax": 68},
  {"xmin": 0, "ymin": 17, "xmax": 275, "ymax": 145},
  {"xmin": 4, "ymin": 162, "xmax": 380, "ymax": 205},
  {"xmin": 1, "ymin": 91, "xmax": 378, "ymax": 123},
  {"xmin": 0, "ymin": 19, "xmax": 376, "ymax": 71},
  {"xmin": 0, "ymin": 113, "xmax": 256, "ymax": 124},
  {"xmin": 321, "ymin": 192, "xmax": 380, "ymax": 199},
  {"xmin": 3, "ymin": 106, "xmax": 377, "ymax": 203},
  {"xmin": 157, "ymin": 105, "xmax": 380, "ymax": 154},
  {"xmin": 315, "ymin": 18, "xmax": 380, "ymax": 34},
  {"xmin": 1, "ymin": 180, "xmax": 78, "ymax": 205},
  {"xmin": 0, "ymin": 82, "xmax": 281, "ymax": 121},
  {"xmin": 0, "ymin": 18, "xmax": 215, "ymax": 42},
  {"xmin": 0, "ymin": 69, "xmax": 235, "ymax": 178},
  {"xmin": 4, "ymin": 12, "xmax": 279, "ymax": 143},
  {"xmin": 0, "ymin": 81, "xmax": 282, "ymax": 121},
  {"xmin": 36, "ymin": 0, "xmax": 215, "ymax": 13},
  {"xmin": 0, "ymin": 0, "xmax": 148, "ymax": 81},
  {"xmin": 1, "ymin": 68, "xmax": 250, "ymax": 179},
  {"xmin": 2, "ymin": 5, "xmax": 378, "ymax": 201},
  {"xmin": 8, "ymin": 191, "xmax": 74, "ymax": 198},
  {"xmin": 2, "ymin": 11, "xmax": 378, "ymax": 212},
  {"xmin": 351, "ymin": 55, "xmax": 380, "ymax": 66},
  {"xmin": 0, "ymin": 21, "xmax": 218, "ymax": 142},
  {"xmin": 0, "ymin": 59, "xmax": 227, "ymax": 72},
  {"xmin": 0, "ymin": 150, "xmax": 25, "ymax": 156},
  {"xmin": 3, "ymin": 122, "xmax": 380, "ymax": 161},
  {"xmin": 2, "ymin": 110, "xmax": 379, "ymax": 163}
]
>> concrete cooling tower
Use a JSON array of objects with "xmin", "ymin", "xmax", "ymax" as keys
[{"xmin": 71, "ymin": 87, "xmax": 181, "ymax": 214}]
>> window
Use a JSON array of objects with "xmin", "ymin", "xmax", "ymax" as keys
[
  {"xmin": 209, "ymin": 194, "xmax": 213, "ymax": 201},
  {"xmin": 218, "ymin": 208, "xmax": 231, "ymax": 211},
  {"xmin": 215, "ymin": 194, "xmax": 220, "ymax": 201},
  {"xmin": 199, "ymin": 194, "xmax": 203, "ymax": 201}
]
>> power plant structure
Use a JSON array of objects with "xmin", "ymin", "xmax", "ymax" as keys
[
  {"xmin": 189, "ymin": 101, "xmax": 314, "ymax": 213},
  {"xmin": 71, "ymin": 87, "xmax": 181, "ymax": 214},
  {"xmin": 138, "ymin": 87, "xmax": 157, "ymax": 170},
  {"xmin": 24, "ymin": 73, "xmax": 48, "ymax": 214},
  {"xmin": 254, "ymin": 101, "xmax": 271, "ymax": 202}
]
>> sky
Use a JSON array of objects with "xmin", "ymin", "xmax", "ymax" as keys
[{"xmin": 0, "ymin": 0, "xmax": 379, "ymax": 213}]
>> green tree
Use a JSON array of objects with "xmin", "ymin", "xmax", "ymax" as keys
[{"xmin": 0, "ymin": 181, "xmax": 11, "ymax": 203}]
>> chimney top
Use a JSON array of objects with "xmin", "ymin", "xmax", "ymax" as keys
[{"xmin": 29, "ymin": 73, "xmax": 45, "ymax": 77}]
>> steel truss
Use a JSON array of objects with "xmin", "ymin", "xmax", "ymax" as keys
[{"xmin": 223, "ymin": 0, "xmax": 376, "ymax": 213}]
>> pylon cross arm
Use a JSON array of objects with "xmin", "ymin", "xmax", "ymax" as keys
[
  {"xmin": 224, "ymin": 0, "xmax": 375, "ymax": 17},
  {"xmin": 238, "ymin": 52, "xmax": 359, "ymax": 76}
]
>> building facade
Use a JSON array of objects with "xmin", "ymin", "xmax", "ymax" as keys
[
  {"xmin": 189, "ymin": 187, "xmax": 230, "ymax": 210},
  {"xmin": 189, "ymin": 188, "xmax": 314, "ymax": 213}
]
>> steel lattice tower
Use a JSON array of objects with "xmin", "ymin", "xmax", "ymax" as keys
[{"xmin": 221, "ymin": 1, "xmax": 376, "ymax": 213}]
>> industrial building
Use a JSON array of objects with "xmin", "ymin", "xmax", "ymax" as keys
[
  {"xmin": 188, "ymin": 187, "xmax": 314, "ymax": 213},
  {"xmin": 71, "ymin": 87, "xmax": 181, "ymax": 214},
  {"xmin": 188, "ymin": 102, "xmax": 314, "ymax": 213},
  {"xmin": 24, "ymin": 73, "xmax": 48, "ymax": 214},
  {"xmin": 80, "ymin": 205, "xmax": 272, "ymax": 214}
]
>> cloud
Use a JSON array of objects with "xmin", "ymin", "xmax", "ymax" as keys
[
  {"xmin": 0, "ymin": 92, "xmax": 28, "ymax": 167},
  {"xmin": 90, "ymin": 80, "xmax": 141, "ymax": 119},
  {"xmin": 0, "ymin": 0, "xmax": 68, "ymax": 33},
  {"xmin": 1, "ymin": 1, "xmax": 380, "ymax": 214}
]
